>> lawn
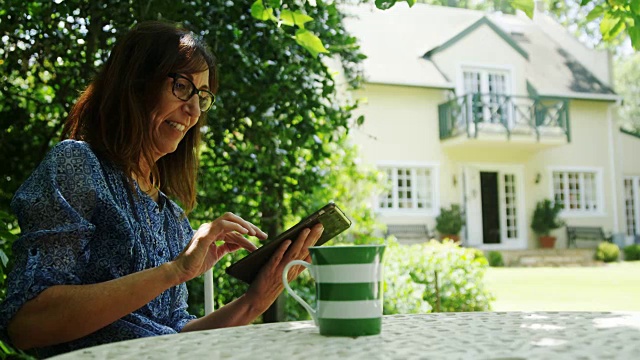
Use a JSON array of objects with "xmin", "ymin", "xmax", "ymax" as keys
[{"xmin": 484, "ymin": 261, "xmax": 640, "ymax": 312}]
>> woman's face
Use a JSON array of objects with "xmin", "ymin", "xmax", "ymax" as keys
[{"xmin": 149, "ymin": 69, "xmax": 210, "ymax": 160}]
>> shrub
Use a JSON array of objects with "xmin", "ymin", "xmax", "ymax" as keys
[
  {"xmin": 595, "ymin": 242, "xmax": 620, "ymax": 263},
  {"xmin": 531, "ymin": 199, "xmax": 565, "ymax": 237},
  {"xmin": 470, "ymin": 248, "xmax": 488, "ymax": 266},
  {"xmin": 383, "ymin": 238, "xmax": 494, "ymax": 313},
  {"xmin": 623, "ymin": 244, "xmax": 640, "ymax": 261},
  {"xmin": 487, "ymin": 251, "xmax": 504, "ymax": 267},
  {"xmin": 190, "ymin": 237, "xmax": 495, "ymax": 321},
  {"xmin": 435, "ymin": 204, "xmax": 465, "ymax": 236}
]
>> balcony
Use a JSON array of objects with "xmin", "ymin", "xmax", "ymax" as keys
[{"xmin": 438, "ymin": 94, "xmax": 570, "ymax": 151}]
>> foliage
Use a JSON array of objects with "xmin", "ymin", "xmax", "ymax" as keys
[
  {"xmin": 415, "ymin": 0, "xmax": 517, "ymax": 14},
  {"xmin": 0, "ymin": 0, "xmax": 367, "ymax": 320},
  {"xmin": 383, "ymin": 0, "xmax": 640, "ymax": 51},
  {"xmin": 487, "ymin": 250, "xmax": 505, "ymax": 267},
  {"xmin": 544, "ymin": 0, "xmax": 639, "ymax": 50},
  {"xmin": 595, "ymin": 241, "xmax": 620, "ymax": 262},
  {"xmin": 202, "ymin": 237, "xmax": 493, "ymax": 321},
  {"xmin": 384, "ymin": 239, "xmax": 494, "ymax": 313},
  {"xmin": 530, "ymin": 199, "xmax": 565, "ymax": 237},
  {"xmin": 545, "ymin": 0, "xmax": 615, "ymax": 49},
  {"xmin": 582, "ymin": 0, "xmax": 640, "ymax": 50},
  {"xmin": 186, "ymin": 250, "xmax": 250, "ymax": 317},
  {"xmin": 293, "ymin": 131, "xmax": 386, "ymax": 246},
  {"xmin": 188, "ymin": 133, "xmax": 386, "ymax": 318},
  {"xmin": 0, "ymin": 210, "xmax": 18, "ymax": 303},
  {"xmin": 622, "ymin": 244, "xmax": 640, "ymax": 261},
  {"xmin": 0, "ymin": 340, "xmax": 36, "ymax": 360},
  {"xmin": 435, "ymin": 204, "xmax": 464, "ymax": 236},
  {"xmin": 615, "ymin": 54, "xmax": 640, "ymax": 132}
]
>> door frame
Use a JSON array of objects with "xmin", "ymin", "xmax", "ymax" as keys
[{"xmin": 462, "ymin": 163, "xmax": 527, "ymax": 250}]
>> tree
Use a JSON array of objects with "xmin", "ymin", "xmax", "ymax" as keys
[
  {"xmin": 416, "ymin": 0, "xmax": 517, "ymax": 14},
  {"xmin": 0, "ymin": 0, "xmax": 367, "ymax": 322},
  {"xmin": 615, "ymin": 53, "xmax": 640, "ymax": 131}
]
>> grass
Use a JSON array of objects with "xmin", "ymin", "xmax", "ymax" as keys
[{"xmin": 484, "ymin": 261, "xmax": 640, "ymax": 312}]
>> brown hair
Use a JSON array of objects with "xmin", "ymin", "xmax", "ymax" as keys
[{"xmin": 63, "ymin": 21, "xmax": 217, "ymax": 213}]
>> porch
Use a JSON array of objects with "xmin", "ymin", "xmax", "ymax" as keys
[
  {"xmin": 491, "ymin": 248, "xmax": 600, "ymax": 267},
  {"xmin": 438, "ymin": 93, "xmax": 570, "ymax": 149}
]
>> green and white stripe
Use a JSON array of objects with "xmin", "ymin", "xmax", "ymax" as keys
[
  {"xmin": 317, "ymin": 299, "xmax": 383, "ymax": 319},
  {"xmin": 283, "ymin": 245, "xmax": 386, "ymax": 337},
  {"xmin": 313, "ymin": 263, "xmax": 384, "ymax": 283},
  {"xmin": 308, "ymin": 245, "xmax": 385, "ymax": 336}
]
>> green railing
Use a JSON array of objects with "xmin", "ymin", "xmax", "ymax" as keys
[{"xmin": 438, "ymin": 94, "xmax": 570, "ymax": 142}]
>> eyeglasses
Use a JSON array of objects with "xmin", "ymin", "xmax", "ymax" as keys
[{"xmin": 167, "ymin": 73, "xmax": 216, "ymax": 112}]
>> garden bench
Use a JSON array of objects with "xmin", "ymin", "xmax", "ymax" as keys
[
  {"xmin": 566, "ymin": 226, "xmax": 610, "ymax": 248},
  {"xmin": 385, "ymin": 224, "xmax": 434, "ymax": 239}
]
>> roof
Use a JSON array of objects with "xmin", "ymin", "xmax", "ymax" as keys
[
  {"xmin": 424, "ymin": 17, "xmax": 529, "ymax": 60},
  {"xmin": 342, "ymin": 3, "xmax": 618, "ymax": 100}
]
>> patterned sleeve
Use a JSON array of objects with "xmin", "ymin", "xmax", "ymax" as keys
[
  {"xmin": 171, "ymin": 217, "xmax": 197, "ymax": 331},
  {"xmin": 0, "ymin": 140, "xmax": 100, "ymax": 332}
]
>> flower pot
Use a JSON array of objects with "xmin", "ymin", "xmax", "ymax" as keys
[
  {"xmin": 539, "ymin": 235, "xmax": 556, "ymax": 249},
  {"xmin": 441, "ymin": 234, "xmax": 460, "ymax": 243}
]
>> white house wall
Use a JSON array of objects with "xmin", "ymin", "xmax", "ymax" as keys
[
  {"xmin": 351, "ymin": 84, "xmax": 455, "ymax": 225},
  {"xmin": 524, "ymin": 100, "xmax": 617, "ymax": 248}
]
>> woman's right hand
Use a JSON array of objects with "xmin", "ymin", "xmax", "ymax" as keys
[
  {"xmin": 244, "ymin": 223, "xmax": 324, "ymax": 313},
  {"xmin": 170, "ymin": 212, "xmax": 267, "ymax": 284}
]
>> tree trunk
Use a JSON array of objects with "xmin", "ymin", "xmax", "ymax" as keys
[{"xmin": 260, "ymin": 184, "xmax": 284, "ymax": 323}]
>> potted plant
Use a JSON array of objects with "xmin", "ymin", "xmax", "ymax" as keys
[
  {"xmin": 435, "ymin": 204, "xmax": 465, "ymax": 242},
  {"xmin": 531, "ymin": 199, "xmax": 565, "ymax": 248}
]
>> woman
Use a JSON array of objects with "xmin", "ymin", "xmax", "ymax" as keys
[{"xmin": 0, "ymin": 21, "xmax": 323, "ymax": 357}]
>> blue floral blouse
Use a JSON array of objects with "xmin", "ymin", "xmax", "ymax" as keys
[{"xmin": 0, "ymin": 140, "xmax": 196, "ymax": 358}]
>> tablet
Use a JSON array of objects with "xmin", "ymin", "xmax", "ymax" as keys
[{"xmin": 225, "ymin": 202, "xmax": 352, "ymax": 284}]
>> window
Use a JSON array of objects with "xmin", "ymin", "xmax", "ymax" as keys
[
  {"xmin": 551, "ymin": 169, "xmax": 603, "ymax": 215},
  {"xmin": 624, "ymin": 176, "xmax": 640, "ymax": 236},
  {"xmin": 378, "ymin": 165, "xmax": 437, "ymax": 213},
  {"xmin": 503, "ymin": 173, "xmax": 518, "ymax": 239},
  {"xmin": 461, "ymin": 67, "xmax": 511, "ymax": 125}
]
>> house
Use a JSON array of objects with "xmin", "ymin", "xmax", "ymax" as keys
[{"xmin": 342, "ymin": 3, "xmax": 640, "ymax": 250}]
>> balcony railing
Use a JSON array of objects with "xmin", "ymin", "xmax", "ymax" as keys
[{"xmin": 438, "ymin": 93, "xmax": 570, "ymax": 141}]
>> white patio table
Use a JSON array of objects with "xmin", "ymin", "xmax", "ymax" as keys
[{"xmin": 52, "ymin": 311, "xmax": 640, "ymax": 360}]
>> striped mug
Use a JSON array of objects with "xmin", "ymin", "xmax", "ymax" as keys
[{"xmin": 282, "ymin": 245, "xmax": 385, "ymax": 336}]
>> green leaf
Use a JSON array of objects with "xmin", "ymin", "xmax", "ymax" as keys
[
  {"xmin": 375, "ymin": 0, "xmax": 397, "ymax": 10},
  {"xmin": 632, "ymin": 0, "xmax": 640, "ymax": 15},
  {"xmin": 629, "ymin": 19, "xmax": 640, "ymax": 50},
  {"xmin": 281, "ymin": 10, "xmax": 313, "ymax": 28},
  {"xmin": 250, "ymin": 0, "xmax": 273, "ymax": 21},
  {"xmin": 586, "ymin": 5, "xmax": 606, "ymax": 22},
  {"xmin": 600, "ymin": 13, "xmax": 625, "ymax": 41},
  {"xmin": 265, "ymin": 0, "xmax": 281, "ymax": 7},
  {"xmin": 580, "ymin": 0, "xmax": 592, "ymax": 6},
  {"xmin": 294, "ymin": 29, "xmax": 329, "ymax": 58},
  {"xmin": 0, "ymin": 249, "xmax": 8, "ymax": 268},
  {"xmin": 510, "ymin": 0, "xmax": 535, "ymax": 18},
  {"xmin": 405, "ymin": 0, "xmax": 417, "ymax": 6}
]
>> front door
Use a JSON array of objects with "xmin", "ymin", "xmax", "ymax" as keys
[{"xmin": 463, "ymin": 164, "xmax": 526, "ymax": 249}]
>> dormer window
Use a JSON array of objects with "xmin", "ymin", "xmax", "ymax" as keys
[{"xmin": 460, "ymin": 67, "xmax": 512, "ymax": 125}]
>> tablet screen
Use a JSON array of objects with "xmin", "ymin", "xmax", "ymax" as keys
[{"xmin": 225, "ymin": 203, "xmax": 351, "ymax": 284}]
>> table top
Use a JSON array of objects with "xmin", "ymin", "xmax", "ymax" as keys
[{"xmin": 54, "ymin": 311, "xmax": 640, "ymax": 360}]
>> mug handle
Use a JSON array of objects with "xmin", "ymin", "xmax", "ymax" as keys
[{"xmin": 282, "ymin": 260, "xmax": 317, "ymax": 325}]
